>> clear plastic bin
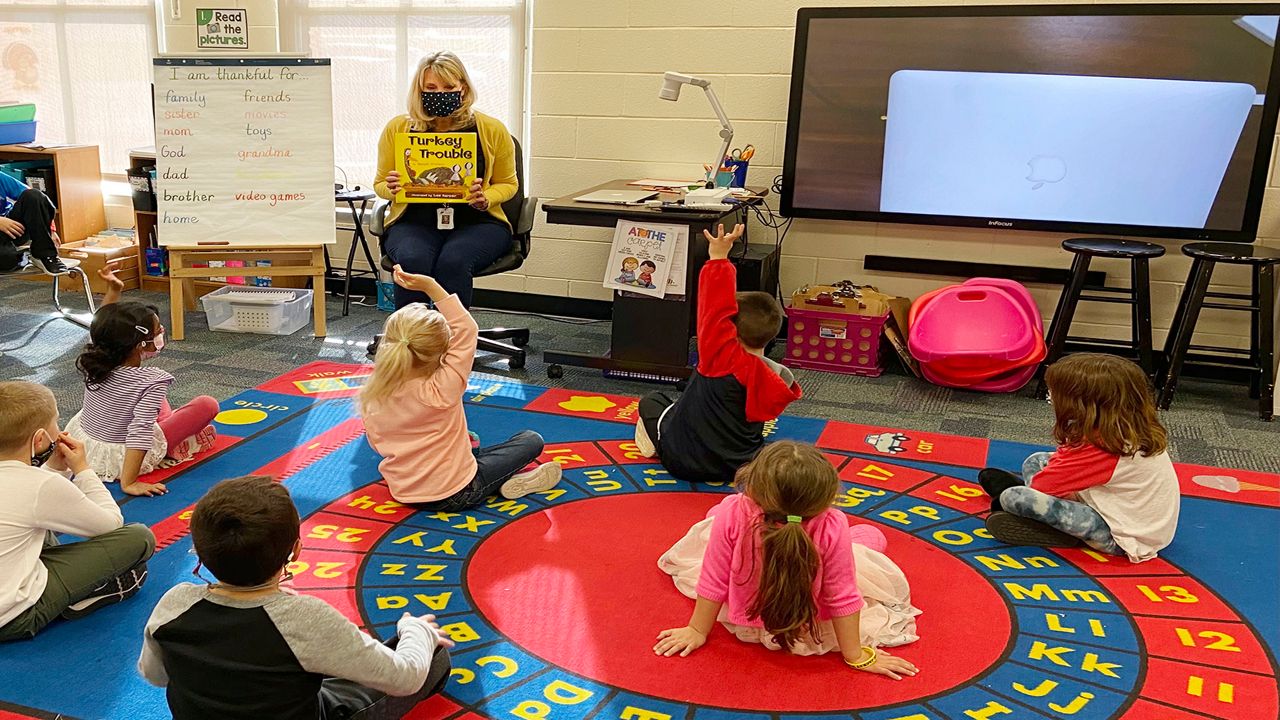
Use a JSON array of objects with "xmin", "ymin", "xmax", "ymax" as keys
[{"xmin": 200, "ymin": 286, "xmax": 313, "ymax": 335}]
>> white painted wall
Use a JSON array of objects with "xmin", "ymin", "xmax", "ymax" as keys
[{"xmin": 521, "ymin": 0, "xmax": 1280, "ymax": 353}]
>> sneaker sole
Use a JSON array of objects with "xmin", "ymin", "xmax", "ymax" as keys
[
  {"xmin": 62, "ymin": 566, "xmax": 148, "ymax": 619},
  {"xmin": 500, "ymin": 463, "xmax": 563, "ymax": 499},
  {"xmin": 633, "ymin": 419, "xmax": 657, "ymax": 458},
  {"xmin": 986, "ymin": 512, "xmax": 1082, "ymax": 548}
]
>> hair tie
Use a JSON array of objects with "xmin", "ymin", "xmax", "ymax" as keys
[{"xmin": 786, "ymin": 515, "xmax": 802, "ymax": 524}]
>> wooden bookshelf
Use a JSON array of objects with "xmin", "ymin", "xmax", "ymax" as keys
[{"xmin": 0, "ymin": 144, "xmax": 106, "ymax": 243}]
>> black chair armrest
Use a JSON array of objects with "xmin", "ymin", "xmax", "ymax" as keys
[
  {"xmin": 370, "ymin": 200, "xmax": 392, "ymax": 238},
  {"xmin": 514, "ymin": 197, "xmax": 538, "ymax": 237}
]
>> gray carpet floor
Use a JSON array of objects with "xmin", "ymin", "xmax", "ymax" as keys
[{"xmin": 2, "ymin": 277, "xmax": 1276, "ymax": 473}]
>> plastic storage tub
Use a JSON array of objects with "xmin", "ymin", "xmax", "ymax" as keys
[
  {"xmin": 784, "ymin": 305, "xmax": 888, "ymax": 377},
  {"xmin": 200, "ymin": 286, "xmax": 313, "ymax": 335},
  {"xmin": 0, "ymin": 121, "xmax": 37, "ymax": 145},
  {"xmin": 909, "ymin": 286, "xmax": 1038, "ymax": 366},
  {"xmin": 0, "ymin": 104, "xmax": 35, "ymax": 123}
]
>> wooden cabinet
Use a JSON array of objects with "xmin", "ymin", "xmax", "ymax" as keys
[{"xmin": 0, "ymin": 144, "xmax": 106, "ymax": 243}]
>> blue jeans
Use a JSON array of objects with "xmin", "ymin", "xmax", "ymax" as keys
[
  {"xmin": 418, "ymin": 431, "xmax": 545, "ymax": 512},
  {"xmin": 1001, "ymin": 451, "xmax": 1122, "ymax": 555},
  {"xmin": 383, "ymin": 207, "xmax": 511, "ymax": 309}
]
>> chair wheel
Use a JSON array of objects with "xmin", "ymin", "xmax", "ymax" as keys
[
  {"xmin": 547, "ymin": 364, "xmax": 564, "ymax": 379},
  {"xmin": 511, "ymin": 335, "xmax": 529, "ymax": 348},
  {"xmin": 508, "ymin": 352, "xmax": 526, "ymax": 370}
]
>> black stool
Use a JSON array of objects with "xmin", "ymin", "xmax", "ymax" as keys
[
  {"xmin": 1158, "ymin": 242, "xmax": 1279, "ymax": 421},
  {"xmin": 1035, "ymin": 238, "xmax": 1165, "ymax": 399}
]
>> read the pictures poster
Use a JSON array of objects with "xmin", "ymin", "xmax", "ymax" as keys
[
  {"xmin": 394, "ymin": 132, "xmax": 477, "ymax": 203},
  {"xmin": 603, "ymin": 220, "xmax": 685, "ymax": 299}
]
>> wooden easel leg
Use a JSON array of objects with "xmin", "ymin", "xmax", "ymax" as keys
[
  {"xmin": 182, "ymin": 279, "xmax": 198, "ymax": 311},
  {"xmin": 312, "ymin": 248, "xmax": 327, "ymax": 337},
  {"xmin": 171, "ymin": 272, "xmax": 185, "ymax": 341}
]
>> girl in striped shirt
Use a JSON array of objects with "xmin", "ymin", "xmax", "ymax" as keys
[{"xmin": 66, "ymin": 267, "xmax": 219, "ymax": 496}]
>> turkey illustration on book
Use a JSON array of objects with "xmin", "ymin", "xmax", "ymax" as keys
[{"xmin": 394, "ymin": 132, "xmax": 477, "ymax": 202}]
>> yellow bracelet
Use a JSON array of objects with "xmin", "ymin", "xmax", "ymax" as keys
[{"xmin": 844, "ymin": 646, "xmax": 877, "ymax": 670}]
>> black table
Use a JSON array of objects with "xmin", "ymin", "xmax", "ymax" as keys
[
  {"xmin": 541, "ymin": 180, "xmax": 766, "ymax": 382},
  {"xmin": 328, "ymin": 189, "xmax": 378, "ymax": 316}
]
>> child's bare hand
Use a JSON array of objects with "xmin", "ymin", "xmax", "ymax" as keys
[
  {"xmin": 122, "ymin": 481, "xmax": 168, "ymax": 497},
  {"xmin": 55, "ymin": 433, "xmax": 90, "ymax": 475},
  {"xmin": 98, "ymin": 260, "xmax": 128, "ymax": 293},
  {"xmin": 702, "ymin": 223, "xmax": 744, "ymax": 261},
  {"xmin": 391, "ymin": 264, "xmax": 433, "ymax": 292},
  {"xmin": 854, "ymin": 648, "xmax": 918, "ymax": 680},
  {"xmin": 408, "ymin": 613, "xmax": 457, "ymax": 649},
  {"xmin": 654, "ymin": 626, "xmax": 707, "ymax": 657}
]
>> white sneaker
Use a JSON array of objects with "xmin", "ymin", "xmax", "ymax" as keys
[
  {"xmin": 633, "ymin": 418, "xmax": 657, "ymax": 458},
  {"xmin": 500, "ymin": 462, "xmax": 562, "ymax": 499}
]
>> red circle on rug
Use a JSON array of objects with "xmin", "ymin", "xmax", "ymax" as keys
[{"xmin": 466, "ymin": 492, "xmax": 1010, "ymax": 712}]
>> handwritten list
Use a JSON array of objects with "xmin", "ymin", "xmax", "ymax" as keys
[{"xmin": 152, "ymin": 58, "xmax": 335, "ymax": 247}]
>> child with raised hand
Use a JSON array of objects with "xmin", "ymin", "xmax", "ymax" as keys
[
  {"xmin": 139, "ymin": 476, "xmax": 453, "ymax": 719},
  {"xmin": 655, "ymin": 441, "xmax": 920, "ymax": 680},
  {"xmin": 360, "ymin": 265, "xmax": 561, "ymax": 509},
  {"xmin": 978, "ymin": 353, "xmax": 1179, "ymax": 562},
  {"xmin": 634, "ymin": 223, "xmax": 802, "ymax": 483},
  {"xmin": 0, "ymin": 381, "xmax": 155, "ymax": 642},
  {"xmin": 66, "ymin": 265, "xmax": 219, "ymax": 497}
]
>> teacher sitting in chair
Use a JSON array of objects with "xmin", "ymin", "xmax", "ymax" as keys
[{"xmin": 375, "ymin": 51, "xmax": 516, "ymax": 309}]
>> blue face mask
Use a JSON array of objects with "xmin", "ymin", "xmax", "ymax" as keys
[{"xmin": 421, "ymin": 90, "xmax": 463, "ymax": 117}]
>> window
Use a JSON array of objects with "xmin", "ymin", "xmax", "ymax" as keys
[
  {"xmin": 283, "ymin": 0, "xmax": 526, "ymax": 188},
  {"xmin": 0, "ymin": 0, "xmax": 157, "ymax": 175}
]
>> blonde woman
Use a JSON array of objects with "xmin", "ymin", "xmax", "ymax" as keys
[
  {"xmin": 375, "ymin": 52, "xmax": 517, "ymax": 310},
  {"xmin": 359, "ymin": 265, "xmax": 561, "ymax": 509}
]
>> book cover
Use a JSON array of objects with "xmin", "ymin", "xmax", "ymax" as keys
[
  {"xmin": 602, "ymin": 220, "xmax": 679, "ymax": 299},
  {"xmin": 394, "ymin": 132, "xmax": 478, "ymax": 203}
]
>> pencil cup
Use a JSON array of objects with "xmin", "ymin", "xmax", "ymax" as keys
[{"xmin": 722, "ymin": 160, "xmax": 749, "ymax": 188}]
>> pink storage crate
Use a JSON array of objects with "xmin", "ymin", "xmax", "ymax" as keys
[{"xmin": 783, "ymin": 305, "xmax": 889, "ymax": 377}]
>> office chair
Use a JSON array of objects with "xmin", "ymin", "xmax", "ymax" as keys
[{"xmin": 368, "ymin": 135, "xmax": 536, "ymax": 369}]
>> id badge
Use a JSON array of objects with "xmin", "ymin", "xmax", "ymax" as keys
[{"xmin": 438, "ymin": 205, "xmax": 455, "ymax": 230}]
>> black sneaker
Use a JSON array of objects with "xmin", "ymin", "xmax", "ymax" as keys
[
  {"xmin": 986, "ymin": 512, "xmax": 1082, "ymax": 548},
  {"xmin": 367, "ymin": 334, "xmax": 383, "ymax": 356},
  {"xmin": 61, "ymin": 563, "xmax": 149, "ymax": 620},
  {"xmin": 978, "ymin": 468, "xmax": 1024, "ymax": 512},
  {"xmin": 32, "ymin": 255, "xmax": 69, "ymax": 275}
]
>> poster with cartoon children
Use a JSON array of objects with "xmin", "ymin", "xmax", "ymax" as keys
[
  {"xmin": 603, "ymin": 220, "xmax": 681, "ymax": 298},
  {"xmin": 393, "ymin": 132, "xmax": 477, "ymax": 203}
]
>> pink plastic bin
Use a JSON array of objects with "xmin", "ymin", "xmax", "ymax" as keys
[
  {"xmin": 783, "ymin": 305, "xmax": 888, "ymax": 377},
  {"xmin": 922, "ymin": 361, "xmax": 1038, "ymax": 393},
  {"xmin": 909, "ymin": 285, "xmax": 1038, "ymax": 366},
  {"xmin": 923, "ymin": 278, "xmax": 1045, "ymax": 384}
]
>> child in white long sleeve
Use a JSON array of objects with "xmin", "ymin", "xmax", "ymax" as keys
[
  {"xmin": 139, "ymin": 475, "xmax": 453, "ymax": 720},
  {"xmin": 0, "ymin": 381, "xmax": 155, "ymax": 642}
]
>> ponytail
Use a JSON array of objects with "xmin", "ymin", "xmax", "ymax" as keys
[
  {"xmin": 739, "ymin": 441, "xmax": 841, "ymax": 650},
  {"xmin": 748, "ymin": 517, "xmax": 822, "ymax": 650},
  {"xmin": 358, "ymin": 303, "xmax": 451, "ymax": 415},
  {"xmin": 76, "ymin": 301, "xmax": 160, "ymax": 388}
]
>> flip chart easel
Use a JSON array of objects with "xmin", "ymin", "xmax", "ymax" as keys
[
  {"xmin": 167, "ymin": 245, "xmax": 327, "ymax": 340},
  {"xmin": 152, "ymin": 57, "xmax": 336, "ymax": 340}
]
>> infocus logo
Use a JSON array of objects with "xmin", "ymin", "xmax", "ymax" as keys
[{"xmin": 988, "ymin": 220, "xmax": 1014, "ymax": 227}]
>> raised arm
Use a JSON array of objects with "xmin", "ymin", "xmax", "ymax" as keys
[{"xmin": 695, "ymin": 224, "xmax": 746, "ymax": 378}]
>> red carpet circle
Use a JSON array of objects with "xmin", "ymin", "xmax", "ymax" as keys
[{"xmin": 466, "ymin": 492, "xmax": 1011, "ymax": 712}]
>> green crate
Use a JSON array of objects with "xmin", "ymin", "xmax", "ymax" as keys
[{"xmin": 0, "ymin": 104, "xmax": 35, "ymax": 123}]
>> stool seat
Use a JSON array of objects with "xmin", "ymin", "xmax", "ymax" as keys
[
  {"xmin": 1062, "ymin": 237, "xmax": 1166, "ymax": 259},
  {"xmin": 1183, "ymin": 242, "xmax": 1280, "ymax": 265}
]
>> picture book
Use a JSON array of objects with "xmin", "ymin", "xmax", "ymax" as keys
[
  {"xmin": 603, "ymin": 220, "xmax": 680, "ymax": 299},
  {"xmin": 394, "ymin": 132, "xmax": 478, "ymax": 203}
]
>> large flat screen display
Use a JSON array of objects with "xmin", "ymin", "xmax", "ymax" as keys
[{"xmin": 781, "ymin": 5, "xmax": 1280, "ymax": 241}]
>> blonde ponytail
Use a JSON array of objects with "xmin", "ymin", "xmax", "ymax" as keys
[{"xmin": 358, "ymin": 303, "xmax": 452, "ymax": 415}]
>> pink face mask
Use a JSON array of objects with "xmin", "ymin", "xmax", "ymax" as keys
[{"xmin": 140, "ymin": 331, "xmax": 165, "ymax": 360}]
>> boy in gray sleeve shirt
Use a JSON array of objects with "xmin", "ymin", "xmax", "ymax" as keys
[{"xmin": 139, "ymin": 475, "xmax": 452, "ymax": 719}]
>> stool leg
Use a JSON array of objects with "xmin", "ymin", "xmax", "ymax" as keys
[
  {"xmin": 342, "ymin": 200, "xmax": 360, "ymax": 317},
  {"xmin": 1249, "ymin": 266, "xmax": 1262, "ymax": 399},
  {"xmin": 1257, "ymin": 264, "xmax": 1275, "ymax": 421},
  {"xmin": 1131, "ymin": 257, "xmax": 1155, "ymax": 382},
  {"xmin": 1159, "ymin": 259, "xmax": 1213, "ymax": 410},
  {"xmin": 1035, "ymin": 252, "xmax": 1091, "ymax": 399},
  {"xmin": 1160, "ymin": 258, "xmax": 1199, "ymax": 385}
]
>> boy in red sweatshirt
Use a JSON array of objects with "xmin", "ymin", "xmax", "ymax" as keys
[{"xmin": 634, "ymin": 223, "xmax": 803, "ymax": 483}]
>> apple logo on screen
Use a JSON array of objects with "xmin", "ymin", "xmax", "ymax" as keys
[{"xmin": 1026, "ymin": 155, "xmax": 1067, "ymax": 190}]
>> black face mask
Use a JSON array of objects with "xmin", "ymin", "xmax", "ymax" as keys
[
  {"xmin": 31, "ymin": 436, "xmax": 56, "ymax": 467},
  {"xmin": 421, "ymin": 90, "xmax": 463, "ymax": 117}
]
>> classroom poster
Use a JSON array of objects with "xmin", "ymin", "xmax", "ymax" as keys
[
  {"xmin": 394, "ymin": 132, "xmax": 477, "ymax": 203},
  {"xmin": 152, "ymin": 58, "xmax": 335, "ymax": 247},
  {"xmin": 602, "ymin": 220, "xmax": 681, "ymax": 299}
]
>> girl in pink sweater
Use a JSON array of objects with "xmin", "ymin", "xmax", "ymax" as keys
[
  {"xmin": 359, "ymin": 266, "xmax": 561, "ymax": 509},
  {"xmin": 655, "ymin": 441, "xmax": 920, "ymax": 680}
]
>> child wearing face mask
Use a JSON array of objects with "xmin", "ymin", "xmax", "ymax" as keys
[
  {"xmin": 65, "ymin": 269, "xmax": 219, "ymax": 497},
  {"xmin": 0, "ymin": 381, "xmax": 156, "ymax": 642}
]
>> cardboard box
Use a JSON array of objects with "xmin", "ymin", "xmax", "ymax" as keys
[{"xmin": 59, "ymin": 236, "xmax": 140, "ymax": 294}]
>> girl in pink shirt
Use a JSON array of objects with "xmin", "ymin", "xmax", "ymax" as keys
[
  {"xmin": 654, "ymin": 441, "xmax": 920, "ymax": 680},
  {"xmin": 359, "ymin": 266, "xmax": 561, "ymax": 509}
]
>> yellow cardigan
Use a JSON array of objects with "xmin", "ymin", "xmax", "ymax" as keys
[{"xmin": 374, "ymin": 110, "xmax": 518, "ymax": 230}]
